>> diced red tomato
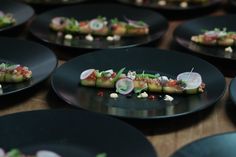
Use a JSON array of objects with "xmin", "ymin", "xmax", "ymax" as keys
[
  {"xmin": 203, "ymin": 35, "xmax": 217, "ymax": 42},
  {"xmin": 166, "ymin": 80, "xmax": 177, "ymax": 87},
  {"xmin": 97, "ymin": 91, "xmax": 104, "ymax": 97},
  {"xmin": 87, "ymin": 72, "xmax": 96, "ymax": 80}
]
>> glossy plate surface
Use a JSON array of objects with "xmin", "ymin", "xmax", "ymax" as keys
[
  {"xmin": 0, "ymin": 109, "xmax": 157, "ymax": 157},
  {"xmin": 174, "ymin": 15, "xmax": 236, "ymax": 60},
  {"xmin": 0, "ymin": 37, "xmax": 57, "ymax": 96},
  {"xmin": 230, "ymin": 76, "xmax": 236, "ymax": 104},
  {"xmin": 51, "ymin": 47, "xmax": 226, "ymax": 119},
  {"xmin": 30, "ymin": 3, "xmax": 168, "ymax": 50},
  {"xmin": 171, "ymin": 132, "xmax": 236, "ymax": 157},
  {"xmin": 0, "ymin": 0, "xmax": 34, "ymax": 32}
]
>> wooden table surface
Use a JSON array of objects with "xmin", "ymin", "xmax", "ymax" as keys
[{"xmin": 1, "ymin": 2, "xmax": 236, "ymax": 157}]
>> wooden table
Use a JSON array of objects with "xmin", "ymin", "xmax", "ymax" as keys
[{"xmin": 1, "ymin": 2, "xmax": 236, "ymax": 157}]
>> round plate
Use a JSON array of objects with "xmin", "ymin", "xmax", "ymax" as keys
[
  {"xmin": 116, "ymin": 0, "xmax": 221, "ymax": 11},
  {"xmin": 0, "ymin": 109, "xmax": 157, "ymax": 157},
  {"xmin": 229, "ymin": 76, "xmax": 236, "ymax": 104},
  {"xmin": 30, "ymin": 3, "xmax": 168, "ymax": 50},
  {"xmin": 51, "ymin": 47, "xmax": 226, "ymax": 119},
  {"xmin": 174, "ymin": 15, "xmax": 236, "ymax": 61},
  {"xmin": 0, "ymin": 0, "xmax": 34, "ymax": 32},
  {"xmin": 18, "ymin": 0, "xmax": 86, "ymax": 5},
  {"xmin": 0, "ymin": 37, "xmax": 57, "ymax": 96},
  {"xmin": 170, "ymin": 132, "xmax": 236, "ymax": 157}
]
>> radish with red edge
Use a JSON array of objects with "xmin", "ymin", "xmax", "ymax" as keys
[
  {"xmin": 36, "ymin": 150, "xmax": 61, "ymax": 157},
  {"xmin": 80, "ymin": 69, "xmax": 96, "ymax": 86}
]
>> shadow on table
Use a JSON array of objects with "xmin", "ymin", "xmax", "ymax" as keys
[
  {"xmin": 225, "ymin": 100, "xmax": 236, "ymax": 125},
  {"xmin": 119, "ymin": 105, "xmax": 215, "ymax": 135}
]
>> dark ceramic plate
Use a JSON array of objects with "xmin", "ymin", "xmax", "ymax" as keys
[
  {"xmin": 229, "ymin": 76, "xmax": 236, "ymax": 104},
  {"xmin": 174, "ymin": 15, "xmax": 236, "ymax": 61},
  {"xmin": 19, "ymin": 0, "xmax": 86, "ymax": 5},
  {"xmin": 0, "ymin": 109, "xmax": 157, "ymax": 157},
  {"xmin": 116, "ymin": 0, "xmax": 221, "ymax": 11},
  {"xmin": 51, "ymin": 47, "xmax": 226, "ymax": 119},
  {"xmin": 0, "ymin": 0, "xmax": 34, "ymax": 32},
  {"xmin": 30, "ymin": 3, "xmax": 168, "ymax": 50},
  {"xmin": 0, "ymin": 37, "xmax": 57, "ymax": 96},
  {"xmin": 170, "ymin": 132, "xmax": 236, "ymax": 157}
]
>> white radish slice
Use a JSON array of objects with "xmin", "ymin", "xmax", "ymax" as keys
[
  {"xmin": 52, "ymin": 17, "xmax": 65, "ymax": 26},
  {"xmin": 177, "ymin": 72, "xmax": 202, "ymax": 90},
  {"xmin": 0, "ymin": 11, "xmax": 4, "ymax": 17},
  {"xmin": 80, "ymin": 69, "xmax": 95, "ymax": 80},
  {"xmin": 36, "ymin": 150, "xmax": 61, "ymax": 157},
  {"xmin": 116, "ymin": 78, "xmax": 134, "ymax": 95},
  {"xmin": 0, "ymin": 148, "xmax": 5, "ymax": 157}
]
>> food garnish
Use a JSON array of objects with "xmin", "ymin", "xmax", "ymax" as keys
[
  {"xmin": 0, "ymin": 11, "xmax": 16, "ymax": 29},
  {"xmin": 80, "ymin": 68, "xmax": 205, "ymax": 102}
]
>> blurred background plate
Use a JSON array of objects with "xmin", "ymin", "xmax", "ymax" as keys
[
  {"xmin": 174, "ymin": 15, "xmax": 236, "ymax": 61},
  {"xmin": 0, "ymin": 0, "xmax": 34, "ymax": 33},
  {"xmin": 170, "ymin": 132, "xmax": 236, "ymax": 157},
  {"xmin": 0, "ymin": 37, "xmax": 57, "ymax": 96},
  {"xmin": 115, "ymin": 0, "xmax": 221, "ymax": 12},
  {"xmin": 0, "ymin": 109, "xmax": 157, "ymax": 157},
  {"xmin": 51, "ymin": 47, "xmax": 226, "ymax": 119},
  {"xmin": 30, "ymin": 3, "xmax": 168, "ymax": 50}
]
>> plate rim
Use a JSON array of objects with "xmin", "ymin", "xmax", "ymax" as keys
[{"xmin": 229, "ymin": 76, "xmax": 236, "ymax": 104}]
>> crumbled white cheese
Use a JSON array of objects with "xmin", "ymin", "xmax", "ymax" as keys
[
  {"xmin": 225, "ymin": 46, "xmax": 233, "ymax": 53},
  {"xmin": 180, "ymin": 1, "xmax": 188, "ymax": 8},
  {"xmin": 164, "ymin": 95, "xmax": 174, "ymax": 102},
  {"xmin": 0, "ymin": 84, "xmax": 2, "ymax": 89},
  {"xmin": 106, "ymin": 36, "xmax": 114, "ymax": 41},
  {"xmin": 137, "ymin": 92, "xmax": 148, "ymax": 98},
  {"xmin": 85, "ymin": 34, "xmax": 94, "ymax": 41},
  {"xmin": 113, "ymin": 35, "xmax": 121, "ymax": 41},
  {"xmin": 158, "ymin": 0, "xmax": 167, "ymax": 6},
  {"xmin": 64, "ymin": 34, "xmax": 73, "ymax": 40},
  {"xmin": 127, "ymin": 71, "xmax": 136, "ymax": 80},
  {"xmin": 110, "ymin": 93, "xmax": 118, "ymax": 99}
]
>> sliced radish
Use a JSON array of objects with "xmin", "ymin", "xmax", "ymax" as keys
[
  {"xmin": 52, "ymin": 17, "xmax": 66, "ymax": 26},
  {"xmin": 80, "ymin": 69, "xmax": 95, "ymax": 80},
  {"xmin": 0, "ymin": 11, "xmax": 4, "ymax": 17},
  {"xmin": 36, "ymin": 150, "xmax": 61, "ymax": 157},
  {"xmin": 116, "ymin": 78, "xmax": 134, "ymax": 95},
  {"xmin": 0, "ymin": 148, "xmax": 5, "ymax": 157},
  {"xmin": 177, "ymin": 72, "xmax": 202, "ymax": 90},
  {"xmin": 125, "ymin": 17, "xmax": 148, "ymax": 28}
]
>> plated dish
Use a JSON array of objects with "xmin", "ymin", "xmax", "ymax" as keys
[
  {"xmin": 170, "ymin": 132, "xmax": 236, "ymax": 157},
  {"xmin": 0, "ymin": 109, "xmax": 157, "ymax": 157},
  {"xmin": 30, "ymin": 3, "xmax": 168, "ymax": 49},
  {"xmin": 229, "ymin": 76, "xmax": 236, "ymax": 105},
  {"xmin": 116, "ymin": 0, "xmax": 221, "ymax": 11},
  {"xmin": 0, "ymin": 37, "xmax": 57, "ymax": 96},
  {"xmin": 51, "ymin": 47, "xmax": 226, "ymax": 119},
  {"xmin": 0, "ymin": 0, "xmax": 34, "ymax": 32},
  {"xmin": 174, "ymin": 15, "xmax": 236, "ymax": 60}
]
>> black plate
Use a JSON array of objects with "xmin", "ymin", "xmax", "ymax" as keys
[
  {"xmin": 30, "ymin": 3, "xmax": 168, "ymax": 50},
  {"xmin": 18, "ymin": 0, "xmax": 86, "ymax": 5},
  {"xmin": 0, "ymin": 0, "xmax": 34, "ymax": 32},
  {"xmin": 0, "ymin": 37, "xmax": 57, "ymax": 96},
  {"xmin": 51, "ymin": 47, "xmax": 226, "ymax": 119},
  {"xmin": 229, "ymin": 76, "xmax": 236, "ymax": 105},
  {"xmin": 174, "ymin": 15, "xmax": 236, "ymax": 61},
  {"xmin": 0, "ymin": 109, "xmax": 157, "ymax": 157},
  {"xmin": 170, "ymin": 132, "xmax": 236, "ymax": 157},
  {"xmin": 116, "ymin": 0, "xmax": 221, "ymax": 11}
]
